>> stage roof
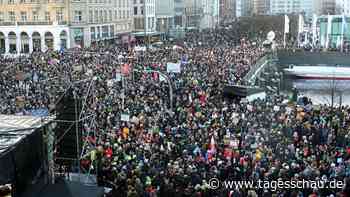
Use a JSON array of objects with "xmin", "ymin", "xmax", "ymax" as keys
[
  {"xmin": 0, "ymin": 115, "xmax": 51, "ymax": 156},
  {"xmin": 0, "ymin": 114, "xmax": 54, "ymax": 187}
]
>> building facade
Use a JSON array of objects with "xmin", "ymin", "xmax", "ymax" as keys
[
  {"xmin": 155, "ymin": 0, "xmax": 174, "ymax": 33},
  {"xmin": 200, "ymin": 0, "xmax": 220, "ymax": 29},
  {"xmin": 133, "ymin": 0, "xmax": 156, "ymax": 32},
  {"xmin": 174, "ymin": 0, "xmax": 185, "ymax": 27},
  {"xmin": 318, "ymin": 15, "xmax": 349, "ymax": 48},
  {"xmin": 270, "ymin": 0, "xmax": 302, "ymax": 15},
  {"xmin": 236, "ymin": 0, "xmax": 242, "ymax": 17},
  {"xmin": 241, "ymin": 0, "xmax": 253, "ymax": 16},
  {"xmin": 0, "ymin": 0, "xmax": 133, "ymax": 54},
  {"xmin": 335, "ymin": 0, "xmax": 350, "ymax": 15},
  {"xmin": 315, "ymin": 0, "xmax": 336, "ymax": 15},
  {"xmin": 219, "ymin": 0, "xmax": 235, "ymax": 22},
  {"xmin": 323, "ymin": 0, "xmax": 336, "ymax": 14},
  {"xmin": 184, "ymin": 0, "xmax": 202, "ymax": 28},
  {"xmin": 83, "ymin": 0, "xmax": 133, "ymax": 48},
  {"xmin": 269, "ymin": 0, "xmax": 315, "ymax": 19},
  {"xmin": 0, "ymin": 0, "xmax": 69, "ymax": 54},
  {"xmin": 301, "ymin": 0, "xmax": 314, "ymax": 19},
  {"xmin": 252, "ymin": 0, "xmax": 270, "ymax": 15}
]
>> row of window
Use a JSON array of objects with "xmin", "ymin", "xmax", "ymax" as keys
[
  {"xmin": 0, "ymin": 0, "xmax": 132, "ymax": 4},
  {"xmin": 87, "ymin": 8, "xmax": 131, "ymax": 23},
  {"xmin": 133, "ymin": 6, "xmax": 144, "ymax": 15},
  {"xmin": 90, "ymin": 23, "xmax": 131, "ymax": 39},
  {"xmin": 0, "ymin": 10, "xmax": 63, "ymax": 22},
  {"xmin": 87, "ymin": 0, "xmax": 130, "ymax": 6},
  {"xmin": 133, "ymin": 0, "xmax": 143, "ymax": 4},
  {"xmin": 0, "ymin": 9, "xmax": 133, "ymax": 23},
  {"xmin": 134, "ymin": 17, "xmax": 155, "ymax": 30},
  {"xmin": 133, "ymin": 0, "xmax": 155, "ymax": 5},
  {"xmin": 271, "ymin": 9, "xmax": 301, "ymax": 13},
  {"xmin": 0, "ymin": 0, "xmax": 147, "ymax": 5},
  {"xmin": 133, "ymin": 5, "xmax": 155, "ymax": 15},
  {"xmin": 0, "ymin": 0, "xmax": 35, "ymax": 4},
  {"xmin": 0, "ymin": 0, "xmax": 65, "ymax": 4}
]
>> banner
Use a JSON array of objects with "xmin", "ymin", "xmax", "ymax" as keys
[
  {"xmin": 107, "ymin": 79, "xmax": 114, "ymax": 87},
  {"xmin": 73, "ymin": 65, "xmax": 83, "ymax": 72},
  {"xmin": 30, "ymin": 108, "xmax": 49, "ymax": 117},
  {"xmin": 48, "ymin": 58, "xmax": 59, "ymax": 65},
  {"xmin": 121, "ymin": 113, "xmax": 130, "ymax": 122},
  {"xmin": 166, "ymin": 62, "xmax": 181, "ymax": 73},
  {"xmin": 134, "ymin": 46, "xmax": 146, "ymax": 52},
  {"xmin": 33, "ymin": 72, "xmax": 39, "ymax": 82}
]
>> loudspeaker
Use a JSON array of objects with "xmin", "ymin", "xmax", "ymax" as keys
[
  {"xmin": 223, "ymin": 85, "xmax": 248, "ymax": 99},
  {"xmin": 55, "ymin": 89, "xmax": 83, "ymax": 166}
]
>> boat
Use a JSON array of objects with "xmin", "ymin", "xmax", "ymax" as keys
[{"xmin": 284, "ymin": 65, "xmax": 350, "ymax": 80}]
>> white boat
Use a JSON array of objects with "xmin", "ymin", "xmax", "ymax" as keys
[{"xmin": 284, "ymin": 66, "xmax": 350, "ymax": 80}]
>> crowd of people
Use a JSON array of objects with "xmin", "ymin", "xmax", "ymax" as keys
[{"xmin": 0, "ymin": 28, "xmax": 350, "ymax": 197}]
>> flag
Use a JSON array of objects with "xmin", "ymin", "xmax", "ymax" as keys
[
  {"xmin": 206, "ymin": 151, "xmax": 213, "ymax": 163},
  {"xmin": 284, "ymin": 15, "xmax": 290, "ymax": 48},
  {"xmin": 312, "ymin": 14, "xmax": 318, "ymax": 47},
  {"xmin": 337, "ymin": 35, "xmax": 341, "ymax": 48},
  {"xmin": 167, "ymin": 142, "xmax": 172, "ymax": 151},
  {"xmin": 152, "ymin": 72, "xmax": 159, "ymax": 81},
  {"xmin": 343, "ymin": 14, "xmax": 348, "ymax": 34},
  {"xmin": 206, "ymin": 136, "xmax": 216, "ymax": 163},
  {"xmin": 105, "ymin": 147, "xmax": 113, "ymax": 158},
  {"xmin": 321, "ymin": 34, "xmax": 326, "ymax": 47},
  {"xmin": 298, "ymin": 14, "xmax": 305, "ymax": 47},
  {"xmin": 209, "ymin": 136, "xmax": 216, "ymax": 153},
  {"xmin": 326, "ymin": 14, "xmax": 333, "ymax": 49},
  {"xmin": 159, "ymin": 74, "xmax": 166, "ymax": 82},
  {"xmin": 223, "ymin": 148, "xmax": 232, "ymax": 160},
  {"xmin": 229, "ymin": 191, "xmax": 234, "ymax": 197},
  {"xmin": 341, "ymin": 14, "xmax": 347, "ymax": 51},
  {"xmin": 59, "ymin": 46, "xmax": 65, "ymax": 53},
  {"xmin": 298, "ymin": 14, "xmax": 304, "ymax": 34},
  {"xmin": 284, "ymin": 15, "xmax": 290, "ymax": 34},
  {"xmin": 193, "ymin": 146, "xmax": 201, "ymax": 155}
]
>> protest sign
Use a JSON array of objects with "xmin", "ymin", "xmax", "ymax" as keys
[{"xmin": 166, "ymin": 62, "xmax": 181, "ymax": 73}]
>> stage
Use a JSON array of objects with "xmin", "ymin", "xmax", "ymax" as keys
[
  {"xmin": 22, "ymin": 178, "xmax": 104, "ymax": 197},
  {"xmin": 0, "ymin": 115, "xmax": 54, "ymax": 197}
]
